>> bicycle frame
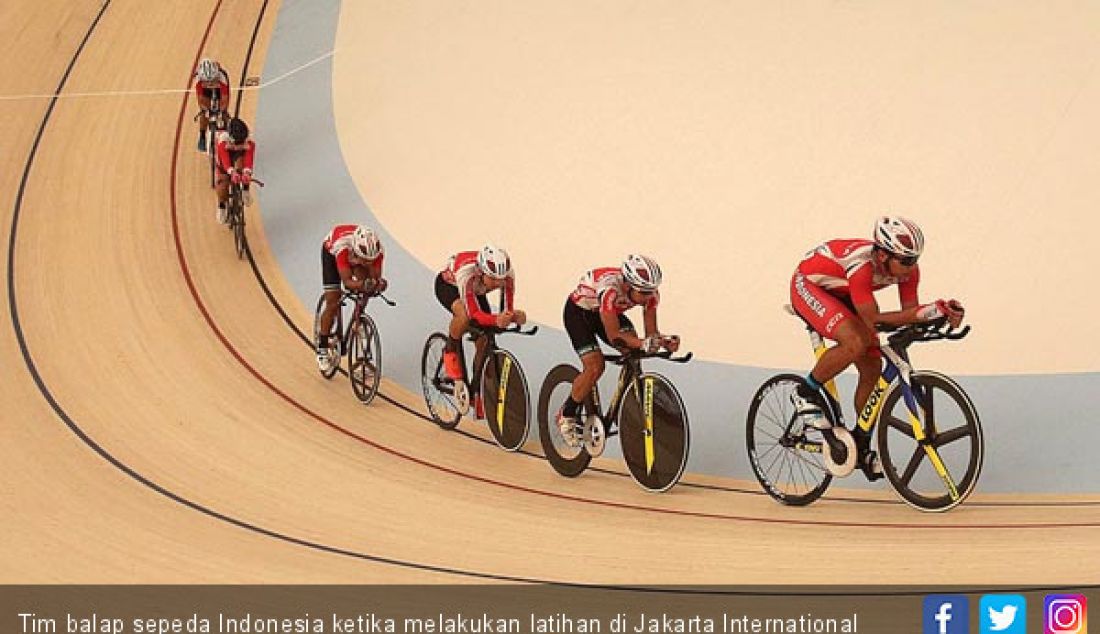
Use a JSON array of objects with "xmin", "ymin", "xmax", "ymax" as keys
[
  {"xmin": 454, "ymin": 323, "xmax": 537, "ymax": 427},
  {"xmin": 805, "ymin": 327, "xmax": 963, "ymax": 501}
]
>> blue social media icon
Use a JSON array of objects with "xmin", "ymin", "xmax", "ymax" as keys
[
  {"xmin": 980, "ymin": 595, "xmax": 1026, "ymax": 634},
  {"xmin": 925, "ymin": 595, "xmax": 970, "ymax": 634}
]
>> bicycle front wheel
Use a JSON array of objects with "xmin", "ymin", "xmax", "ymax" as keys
[
  {"xmin": 420, "ymin": 333, "xmax": 461, "ymax": 429},
  {"xmin": 877, "ymin": 370, "xmax": 983, "ymax": 512},
  {"xmin": 618, "ymin": 373, "xmax": 690, "ymax": 492},
  {"xmin": 348, "ymin": 314, "xmax": 382, "ymax": 405},
  {"xmin": 536, "ymin": 364, "xmax": 592, "ymax": 477},
  {"xmin": 745, "ymin": 374, "xmax": 834, "ymax": 506},
  {"xmin": 312, "ymin": 294, "xmax": 340, "ymax": 379},
  {"xmin": 480, "ymin": 349, "xmax": 531, "ymax": 451},
  {"xmin": 231, "ymin": 201, "xmax": 247, "ymax": 259}
]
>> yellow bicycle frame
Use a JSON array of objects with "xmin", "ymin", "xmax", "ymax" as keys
[{"xmin": 495, "ymin": 355, "xmax": 512, "ymax": 434}]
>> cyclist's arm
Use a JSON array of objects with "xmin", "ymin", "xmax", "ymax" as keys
[
  {"xmin": 850, "ymin": 267, "xmax": 922, "ymax": 327},
  {"xmin": 463, "ymin": 277, "xmax": 496, "ymax": 328},
  {"xmin": 336, "ymin": 252, "xmax": 365, "ymax": 290},
  {"xmin": 215, "ymin": 140, "xmax": 231, "ymax": 172},
  {"xmin": 642, "ymin": 303, "xmax": 659, "ymax": 338},
  {"xmin": 599, "ymin": 290, "xmax": 644, "ymax": 349},
  {"xmin": 241, "ymin": 140, "xmax": 255, "ymax": 172},
  {"xmin": 218, "ymin": 81, "xmax": 230, "ymax": 106}
]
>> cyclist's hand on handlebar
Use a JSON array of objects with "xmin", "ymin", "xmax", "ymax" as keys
[
  {"xmin": 373, "ymin": 278, "xmax": 388, "ymax": 294},
  {"xmin": 512, "ymin": 310, "xmax": 527, "ymax": 326},
  {"xmin": 661, "ymin": 334, "xmax": 681, "ymax": 352},
  {"xmin": 495, "ymin": 311, "xmax": 513, "ymax": 329},
  {"xmin": 241, "ymin": 168, "xmax": 252, "ymax": 186},
  {"xmin": 642, "ymin": 335, "xmax": 662, "ymax": 354},
  {"xmin": 917, "ymin": 299, "xmax": 965, "ymax": 328}
]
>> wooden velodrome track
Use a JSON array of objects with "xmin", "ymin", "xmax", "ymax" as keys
[{"xmin": 3, "ymin": 0, "xmax": 1099, "ymax": 585}]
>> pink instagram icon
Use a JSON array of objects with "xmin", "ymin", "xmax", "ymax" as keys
[{"xmin": 1045, "ymin": 594, "xmax": 1088, "ymax": 634}]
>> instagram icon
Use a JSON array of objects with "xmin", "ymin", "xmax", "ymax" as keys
[{"xmin": 1045, "ymin": 594, "xmax": 1088, "ymax": 634}]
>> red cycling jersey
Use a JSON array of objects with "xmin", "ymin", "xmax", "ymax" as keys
[
  {"xmin": 215, "ymin": 134, "xmax": 255, "ymax": 174},
  {"xmin": 323, "ymin": 225, "xmax": 384, "ymax": 272},
  {"xmin": 569, "ymin": 267, "xmax": 659, "ymax": 315},
  {"xmin": 440, "ymin": 251, "xmax": 515, "ymax": 328},
  {"xmin": 791, "ymin": 239, "xmax": 919, "ymax": 339},
  {"xmin": 194, "ymin": 74, "xmax": 230, "ymax": 106}
]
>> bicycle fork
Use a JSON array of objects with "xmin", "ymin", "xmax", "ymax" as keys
[{"xmin": 880, "ymin": 348, "xmax": 961, "ymax": 501}]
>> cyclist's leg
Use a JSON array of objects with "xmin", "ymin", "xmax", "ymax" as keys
[
  {"xmin": 851, "ymin": 347, "xmax": 882, "ymax": 416},
  {"xmin": 790, "ymin": 273, "xmax": 871, "ymax": 386},
  {"xmin": 318, "ymin": 248, "xmax": 342, "ymax": 344},
  {"xmin": 233, "ymin": 156, "xmax": 251, "ymax": 205},
  {"xmin": 434, "ymin": 273, "xmax": 466, "ymax": 379},
  {"xmin": 563, "ymin": 300, "xmax": 607, "ymax": 407},
  {"xmin": 214, "ymin": 167, "xmax": 229, "ymax": 222},
  {"xmin": 196, "ymin": 92, "xmax": 211, "ymax": 151}
]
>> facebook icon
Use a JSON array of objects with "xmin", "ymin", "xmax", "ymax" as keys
[{"xmin": 924, "ymin": 595, "xmax": 970, "ymax": 634}]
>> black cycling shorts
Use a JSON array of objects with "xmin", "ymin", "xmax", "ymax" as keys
[
  {"xmin": 322, "ymin": 247, "xmax": 342, "ymax": 290},
  {"xmin": 562, "ymin": 298, "xmax": 635, "ymax": 357},
  {"xmin": 434, "ymin": 272, "xmax": 490, "ymax": 315}
]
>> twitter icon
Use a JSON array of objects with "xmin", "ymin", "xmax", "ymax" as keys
[{"xmin": 980, "ymin": 595, "xmax": 1026, "ymax": 634}]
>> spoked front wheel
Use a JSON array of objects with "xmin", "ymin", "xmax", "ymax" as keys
[
  {"xmin": 877, "ymin": 370, "xmax": 983, "ymax": 512},
  {"xmin": 536, "ymin": 364, "xmax": 593, "ymax": 477},
  {"xmin": 348, "ymin": 314, "xmax": 382, "ymax": 405},
  {"xmin": 745, "ymin": 374, "xmax": 834, "ymax": 505},
  {"xmin": 618, "ymin": 372, "xmax": 690, "ymax": 492},
  {"xmin": 312, "ymin": 295, "xmax": 340, "ymax": 379},
  {"xmin": 479, "ymin": 349, "xmax": 531, "ymax": 451},
  {"xmin": 420, "ymin": 333, "xmax": 462, "ymax": 429}
]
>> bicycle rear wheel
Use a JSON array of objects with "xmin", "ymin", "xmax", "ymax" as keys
[
  {"xmin": 348, "ymin": 314, "xmax": 382, "ymax": 405},
  {"xmin": 877, "ymin": 370, "xmax": 983, "ymax": 512},
  {"xmin": 480, "ymin": 349, "xmax": 531, "ymax": 451},
  {"xmin": 617, "ymin": 373, "xmax": 690, "ymax": 492},
  {"xmin": 420, "ymin": 333, "xmax": 461, "ymax": 429},
  {"xmin": 745, "ymin": 374, "xmax": 833, "ymax": 505},
  {"xmin": 536, "ymin": 364, "xmax": 592, "ymax": 477},
  {"xmin": 311, "ymin": 294, "xmax": 340, "ymax": 379}
]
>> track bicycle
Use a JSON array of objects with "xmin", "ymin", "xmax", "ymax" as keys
[
  {"xmin": 225, "ymin": 176, "xmax": 263, "ymax": 259},
  {"xmin": 421, "ymin": 323, "xmax": 538, "ymax": 451},
  {"xmin": 746, "ymin": 309, "xmax": 982, "ymax": 512},
  {"xmin": 538, "ymin": 348, "xmax": 692, "ymax": 492},
  {"xmin": 313, "ymin": 287, "xmax": 396, "ymax": 405}
]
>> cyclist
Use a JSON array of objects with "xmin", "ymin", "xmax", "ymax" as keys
[
  {"xmin": 193, "ymin": 58, "xmax": 230, "ymax": 153},
  {"xmin": 789, "ymin": 216, "xmax": 965, "ymax": 479},
  {"xmin": 316, "ymin": 225, "xmax": 387, "ymax": 369},
  {"xmin": 434, "ymin": 245, "xmax": 526, "ymax": 417},
  {"xmin": 214, "ymin": 117, "xmax": 255, "ymax": 224},
  {"xmin": 556, "ymin": 255, "xmax": 680, "ymax": 446}
]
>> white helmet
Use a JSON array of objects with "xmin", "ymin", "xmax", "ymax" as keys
[
  {"xmin": 621, "ymin": 254, "xmax": 662, "ymax": 291},
  {"xmin": 873, "ymin": 216, "xmax": 924, "ymax": 259},
  {"xmin": 196, "ymin": 58, "xmax": 220, "ymax": 83},
  {"xmin": 477, "ymin": 244, "xmax": 511, "ymax": 279},
  {"xmin": 352, "ymin": 226, "xmax": 383, "ymax": 259}
]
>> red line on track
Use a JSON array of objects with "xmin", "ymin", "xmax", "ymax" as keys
[{"xmin": 166, "ymin": 12, "xmax": 1099, "ymax": 533}]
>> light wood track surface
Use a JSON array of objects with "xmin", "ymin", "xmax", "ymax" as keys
[{"xmin": 2, "ymin": 0, "xmax": 1099, "ymax": 585}]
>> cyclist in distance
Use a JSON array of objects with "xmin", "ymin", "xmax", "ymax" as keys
[
  {"xmin": 789, "ymin": 216, "xmax": 965, "ymax": 477},
  {"xmin": 316, "ymin": 225, "xmax": 387, "ymax": 368},
  {"xmin": 193, "ymin": 58, "xmax": 230, "ymax": 153},
  {"xmin": 556, "ymin": 255, "xmax": 680, "ymax": 446},
  {"xmin": 214, "ymin": 117, "xmax": 255, "ymax": 224},
  {"xmin": 434, "ymin": 245, "xmax": 526, "ymax": 416}
]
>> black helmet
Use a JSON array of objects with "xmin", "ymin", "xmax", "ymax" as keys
[{"xmin": 228, "ymin": 118, "xmax": 249, "ymax": 144}]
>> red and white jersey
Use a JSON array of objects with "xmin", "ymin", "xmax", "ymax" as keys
[
  {"xmin": 193, "ymin": 71, "xmax": 231, "ymax": 105},
  {"xmin": 323, "ymin": 225, "xmax": 384, "ymax": 272},
  {"xmin": 215, "ymin": 135, "xmax": 255, "ymax": 173},
  {"xmin": 796, "ymin": 239, "xmax": 919, "ymax": 307},
  {"xmin": 441, "ymin": 251, "xmax": 515, "ymax": 327},
  {"xmin": 569, "ymin": 267, "xmax": 659, "ymax": 314}
]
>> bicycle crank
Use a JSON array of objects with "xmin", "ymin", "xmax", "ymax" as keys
[
  {"xmin": 821, "ymin": 426, "xmax": 857, "ymax": 477},
  {"xmin": 583, "ymin": 415, "xmax": 607, "ymax": 457},
  {"xmin": 453, "ymin": 381, "xmax": 470, "ymax": 415}
]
